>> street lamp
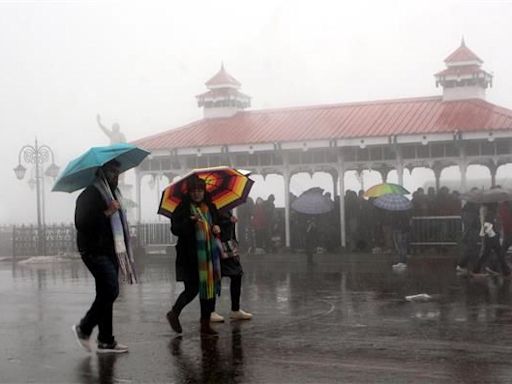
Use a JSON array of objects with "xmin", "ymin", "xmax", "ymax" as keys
[{"xmin": 13, "ymin": 138, "xmax": 59, "ymax": 255}]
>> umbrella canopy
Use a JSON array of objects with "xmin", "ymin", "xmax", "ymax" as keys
[
  {"xmin": 52, "ymin": 143, "xmax": 150, "ymax": 193},
  {"xmin": 373, "ymin": 194, "xmax": 412, "ymax": 211},
  {"xmin": 291, "ymin": 187, "xmax": 334, "ymax": 215},
  {"xmin": 460, "ymin": 188, "xmax": 512, "ymax": 204},
  {"xmin": 364, "ymin": 183, "xmax": 409, "ymax": 198},
  {"xmin": 158, "ymin": 166, "xmax": 254, "ymax": 218}
]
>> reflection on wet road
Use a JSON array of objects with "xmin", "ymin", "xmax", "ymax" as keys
[{"xmin": 1, "ymin": 252, "xmax": 512, "ymax": 383}]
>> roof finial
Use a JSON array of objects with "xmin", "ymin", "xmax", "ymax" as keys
[
  {"xmin": 221, "ymin": 61, "xmax": 225, "ymax": 71},
  {"xmin": 461, "ymin": 35, "xmax": 465, "ymax": 47}
]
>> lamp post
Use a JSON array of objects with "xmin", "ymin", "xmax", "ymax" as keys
[{"xmin": 13, "ymin": 138, "xmax": 59, "ymax": 255}]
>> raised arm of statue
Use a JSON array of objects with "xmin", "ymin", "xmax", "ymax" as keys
[
  {"xmin": 97, "ymin": 114, "xmax": 112, "ymax": 139},
  {"xmin": 97, "ymin": 114, "xmax": 126, "ymax": 144}
]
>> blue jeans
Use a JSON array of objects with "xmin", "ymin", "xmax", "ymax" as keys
[{"xmin": 79, "ymin": 254, "xmax": 119, "ymax": 344}]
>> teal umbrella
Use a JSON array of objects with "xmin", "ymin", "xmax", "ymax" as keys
[{"xmin": 52, "ymin": 143, "xmax": 150, "ymax": 193}]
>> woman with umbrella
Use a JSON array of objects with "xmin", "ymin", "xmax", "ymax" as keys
[{"xmin": 166, "ymin": 176, "xmax": 222, "ymax": 336}]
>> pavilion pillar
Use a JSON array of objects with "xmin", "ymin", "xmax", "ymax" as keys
[
  {"xmin": 457, "ymin": 143, "xmax": 467, "ymax": 193},
  {"xmin": 489, "ymin": 163, "xmax": 498, "ymax": 187},
  {"xmin": 329, "ymin": 170, "xmax": 339, "ymax": 197},
  {"xmin": 395, "ymin": 149, "xmax": 404, "ymax": 186},
  {"xmin": 396, "ymin": 163, "xmax": 404, "ymax": 186},
  {"xmin": 337, "ymin": 152, "xmax": 346, "ymax": 248},
  {"xmin": 433, "ymin": 164, "xmax": 442, "ymax": 192},
  {"xmin": 135, "ymin": 170, "xmax": 142, "ymax": 223},
  {"xmin": 459, "ymin": 161, "xmax": 468, "ymax": 193},
  {"xmin": 283, "ymin": 157, "xmax": 291, "ymax": 248},
  {"xmin": 377, "ymin": 166, "xmax": 389, "ymax": 183}
]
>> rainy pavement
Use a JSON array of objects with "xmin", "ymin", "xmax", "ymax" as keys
[{"xmin": 2, "ymin": 251, "xmax": 512, "ymax": 383}]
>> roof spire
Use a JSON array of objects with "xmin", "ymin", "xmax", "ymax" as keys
[{"xmin": 461, "ymin": 35, "xmax": 465, "ymax": 47}]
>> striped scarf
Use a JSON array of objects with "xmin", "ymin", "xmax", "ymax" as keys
[
  {"xmin": 93, "ymin": 177, "xmax": 138, "ymax": 284},
  {"xmin": 191, "ymin": 203, "xmax": 221, "ymax": 299}
]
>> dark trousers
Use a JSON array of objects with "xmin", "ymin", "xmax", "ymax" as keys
[
  {"xmin": 473, "ymin": 235, "xmax": 511, "ymax": 275},
  {"xmin": 229, "ymin": 275, "xmax": 242, "ymax": 311},
  {"xmin": 172, "ymin": 281, "xmax": 215, "ymax": 320},
  {"xmin": 458, "ymin": 240, "xmax": 480, "ymax": 268},
  {"xmin": 79, "ymin": 254, "xmax": 119, "ymax": 344}
]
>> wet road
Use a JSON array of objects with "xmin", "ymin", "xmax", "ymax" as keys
[{"xmin": 1, "ymin": 252, "xmax": 512, "ymax": 383}]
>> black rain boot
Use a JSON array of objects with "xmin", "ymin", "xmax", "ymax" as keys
[{"xmin": 166, "ymin": 310, "xmax": 182, "ymax": 333}]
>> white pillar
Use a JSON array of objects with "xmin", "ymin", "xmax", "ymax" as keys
[
  {"xmin": 396, "ymin": 149, "xmax": 404, "ymax": 186},
  {"xmin": 332, "ymin": 171, "xmax": 339, "ymax": 197},
  {"xmin": 283, "ymin": 168, "xmax": 291, "ymax": 248},
  {"xmin": 337, "ymin": 153, "xmax": 346, "ymax": 248},
  {"xmin": 135, "ymin": 171, "xmax": 142, "ymax": 223},
  {"xmin": 459, "ymin": 161, "xmax": 467, "ymax": 193}
]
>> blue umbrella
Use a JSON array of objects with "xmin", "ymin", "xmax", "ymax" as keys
[
  {"xmin": 373, "ymin": 194, "xmax": 412, "ymax": 211},
  {"xmin": 52, "ymin": 143, "xmax": 150, "ymax": 193}
]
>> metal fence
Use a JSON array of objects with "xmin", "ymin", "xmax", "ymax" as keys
[
  {"xmin": 10, "ymin": 222, "xmax": 175, "ymax": 257},
  {"xmin": 0, "ymin": 225, "xmax": 13, "ymax": 256},
  {"xmin": 6, "ymin": 216, "xmax": 463, "ymax": 256},
  {"xmin": 409, "ymin": 215, "xmax": 463, "ymax": 246},
  {"xmin": 132, "ymin": 222, "xmax": 176, "ymax": 248}
]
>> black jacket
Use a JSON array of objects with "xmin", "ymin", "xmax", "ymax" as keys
[
  {"xmin": 75, "ymin": 185, "xmax": 115, "ymax": 257},
  {"xmin": 171, "ymin": 198, "xmax": 219, "ymax": 282}
]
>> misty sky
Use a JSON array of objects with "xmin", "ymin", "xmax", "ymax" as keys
[{"xmin": 1, "ymin": 0, "xmax": 512, "ymax": 225}]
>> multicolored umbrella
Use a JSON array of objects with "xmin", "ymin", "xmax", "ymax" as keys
[
  {"xmin": 158, "ymin": 166, "xmax": 254, "ymax": 218},
  {"xmin": 373, "ymin": 194, "xmax": 412, "ymax": 211},
  {"xmin": 52, "ymin": 143, "xmax": 150, "ymax": 193},
  {"xmin": 364, "ymin": 183, "xmax": 410, "ymax": 198}
]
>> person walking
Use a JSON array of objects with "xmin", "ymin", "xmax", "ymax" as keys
[
  {"xmin": 304, "ymin": 216, "xmax": 318, "ymax": 265},
  {"xmin": 166, "ymin": 176, "xmax": 222, "ymax": 335},
  {"xmin": 472, "ymin": 203, "xmax": 511, "ymax": 278},
  {"xmin": 391, "ymin": 209, "xmax": 411, "ymax": 270},
  {"xmin": 456, "ymin": 201, "xmax": 481, "ymax": 274},
  {"xmin": 210, "ymin": 210, "xmax": 253, "ymax": 323},
  {"xmin": 72, "ymin": 160, "xmax": 133, "ymax": 354}
]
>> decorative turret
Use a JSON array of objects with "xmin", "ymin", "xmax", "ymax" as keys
[
  {"xmin": 435, "ymin": 38, "xmax": 493, "ymax": 101},
  {"xmin": 196, "ymin": 64, "xmax": 251, "ymax": 118}
]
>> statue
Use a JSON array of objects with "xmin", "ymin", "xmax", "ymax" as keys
[
  {"xmin": 97, "ymin": 114, "xmax": 127, "ymax": 145},
  {"xmin": 96, "ymin": 114, "xmax": 128, "ymax": 186}
]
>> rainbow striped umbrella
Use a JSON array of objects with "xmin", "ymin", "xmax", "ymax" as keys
[
  {"xmin": 364, "ymin": 183, "xmax": 409, "ymax": 198},
  {"xmin": 158, "ymin": 166, "xmax": 254, "ymax": 218}
]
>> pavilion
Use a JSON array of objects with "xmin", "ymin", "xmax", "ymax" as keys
[{"xmin": 133, "ymin": 40, "xmax": 512, "ymax": 247}]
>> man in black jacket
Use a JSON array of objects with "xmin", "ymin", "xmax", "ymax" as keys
[{"xmin": 71, "ymin": 160, "xmax": 129, "ymax": 354}]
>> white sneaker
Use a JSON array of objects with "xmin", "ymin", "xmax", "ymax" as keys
[
  {"xmin": 230, "ymin": 309, "xmax": 253, "ymax": 320},
  {"xmin": 456, "ymin": 265, "xmax": 468, "ymax": 275},
  {"xmin": 392, "ymin": 262, "xmax": 407, "ymax": 270},
  {"xmin": 72, "ymin": 325, "xmax": 92, "ymax": 353},
  {"xmin": 210, "ymin": 312, "xmax": 225, "ymax": 323},
  {"xmin": 96, "ymin": 341, "xmax": 129, "ymax": 354}
]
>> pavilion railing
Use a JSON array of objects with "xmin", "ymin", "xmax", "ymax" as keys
[{"xmin": 409, "ymin": 215, "xmax": 463, "ymax": 246}]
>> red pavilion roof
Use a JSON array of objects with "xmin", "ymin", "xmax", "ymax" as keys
[{"xmin": 133, "ymin": 96, "xmax": 512, "ymax": 151}]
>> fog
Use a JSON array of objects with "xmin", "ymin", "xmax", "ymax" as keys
[{"xmin": 1, "ymin": 0, "xmax": 512, "ymax": 225}]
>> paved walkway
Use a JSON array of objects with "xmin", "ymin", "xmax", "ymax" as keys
[{"xmin": 1, "ymin": 252, "xmax": 512, "ymax": 383}]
